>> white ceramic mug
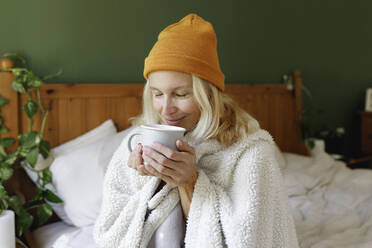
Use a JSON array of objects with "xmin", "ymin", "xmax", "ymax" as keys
[{"xmin": 127, "ymin": 124, "xmax": 186, "ymax": 152}]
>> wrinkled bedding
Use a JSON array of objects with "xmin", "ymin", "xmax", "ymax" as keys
[
  {"xmin": 283, "ymin": 149, "xmax": 372, "ymax": 248},
  {"xmin": 33, "ymin": 222, "xmax": 96, "ymax": 248},
  {"xmin": 33, "ymin": 148, "xmax": 372, "ymax": 248}
]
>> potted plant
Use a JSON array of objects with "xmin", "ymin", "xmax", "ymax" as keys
[
  {"xmin": 300, "ymin": 102, "xmax": 346, "ymax": 156},
  {"xmin": 0, "ymin": 54, "xmax": 62, "ymax": 247},
  {"xmin": 300, "ymin": 105, "xmax": 325, "ymax": 151}
]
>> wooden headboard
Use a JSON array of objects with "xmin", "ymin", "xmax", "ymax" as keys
[
  {"xmin": 0, "ymin": 69, "xmax": 307, "ymax": 246},
  {"xmin": 0, "ymin": 70, "xmax": 307, "ymax": 154},
  {"xmin": 0, "ymin": 69, "xmax": 308, "ymax": 231}
]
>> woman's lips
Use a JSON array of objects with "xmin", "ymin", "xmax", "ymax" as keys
[{"xmin": 165, "ymin": 116, "xmax": 185, "ymax": 125}]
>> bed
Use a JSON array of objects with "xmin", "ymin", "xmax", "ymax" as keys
[{"xmin": 2, "ymin": 69, "xmax": 372, "ymax": 248}]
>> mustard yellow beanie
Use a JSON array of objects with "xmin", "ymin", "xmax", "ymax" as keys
[{"xmin": 144, "ymin": 13, "xmax": 225, "ymax": 91}]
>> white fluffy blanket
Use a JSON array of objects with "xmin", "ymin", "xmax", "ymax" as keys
[{"xmin": 93, "ymin": 129, "xmax": 299, "ymax": 247}]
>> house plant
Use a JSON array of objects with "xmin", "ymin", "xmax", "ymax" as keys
[
  {"xmin": 300, "ymin": 99, "xmax": 345, "ymax": 155},
  {"xmin": 0, "ymin": 53, "xmax": 62, "ymax": 247}
]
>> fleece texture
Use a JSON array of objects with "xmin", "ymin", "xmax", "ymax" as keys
[{"xmin": 93, "ymin": 128, "xmax": 299, "ymax": 247}]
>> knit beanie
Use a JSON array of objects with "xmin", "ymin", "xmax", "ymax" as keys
[{"xmin": 144, "ymin": 13, "xmax": 225, "ymax": 91}]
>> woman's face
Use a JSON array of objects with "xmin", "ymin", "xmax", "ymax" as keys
[{"xmin": 148, "ymin": 71, "xmax": 201, "ymax": 131}]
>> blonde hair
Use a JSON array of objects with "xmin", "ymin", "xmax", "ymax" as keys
[{"xmin": 130, "ymin": 75, "xmax": 260, "ymax": 146}]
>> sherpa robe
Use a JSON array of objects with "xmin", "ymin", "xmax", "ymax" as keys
[{"xmin": 93, "ymin": 128, "xmax": 299, "ymax": 248}]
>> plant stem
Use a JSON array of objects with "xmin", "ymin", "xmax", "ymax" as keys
[
  {"xmin": 36, "ymin": 89, "xmax": 45, "ymax": 113},
  {"xmin": 24, "ymin": 203, "xmax": 43, "ymax": 211},
  {"xmin": 26, "ymin": 91, "xmax": 34, "ymax": 132},
  {"xmin": 40, "ymin": 111, "xmax": 49, "ymax": 139},
  {"xmin": 1, "ymin": 199, "xmax": 8, "ymax": 210},
  {"xmin": 0, "ymin": 146, "xmax": 6, "ymax": 156},
  {"xmin": 16, "ymin": 237, "xmax": 28, "ymax": 248}
]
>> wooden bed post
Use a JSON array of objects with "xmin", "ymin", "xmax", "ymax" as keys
[
  {"xmin": 292, "ymin": 69, "xmax": 309, "ymax": 155},
  {"xmin": 292, "ymin": 69, "xmax": 303, "ymax": 122},
  {"xmin": 0, "ymin": 69, "xmax": 19, "ymax": 151}
]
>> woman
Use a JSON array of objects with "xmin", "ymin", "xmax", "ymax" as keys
[{"xmin": 94, "ymin": 13, "xmax": 298, "ymax": 248}]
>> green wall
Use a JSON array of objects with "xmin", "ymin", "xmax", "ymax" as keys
[{"xmin": 1, "ymin": 0, "xmax": 371, "ymax": 155}]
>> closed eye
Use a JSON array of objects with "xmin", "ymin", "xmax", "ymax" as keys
[
  {"xmin": 152, "ymin": 91, "xmax": 163, "ymax": 97},
  {"xmin": 175, "ymin": 93, "xmax": 187, "ymax": 97}
]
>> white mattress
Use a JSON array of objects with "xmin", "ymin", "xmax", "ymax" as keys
[{"xmin": 33, "ymin": 222, "xmax": 97, "ymax": 248}]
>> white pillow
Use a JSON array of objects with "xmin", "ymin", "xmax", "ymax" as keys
[
  {"xmin": 25, "ymin": 120, "xmax": 117, "ymax": 225},
  {"xmin": 98, "ymin": 127, "xmax": 135, "ymax": 174},
  {"xmin": 48, "ymin": 127, "xmax": 133, "ymax": 227},
  {"xmin": 50, "ymin": 129, "xmax": 134, "ymax": 227},
  {"xmin": 53, "ymin": 119, "xmax": 117, "ymax": 156}
]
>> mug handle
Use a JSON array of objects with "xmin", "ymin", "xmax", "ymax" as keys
[{"xmin": 127, "ymin": 133, "xmax": 141, "ymax": 152}]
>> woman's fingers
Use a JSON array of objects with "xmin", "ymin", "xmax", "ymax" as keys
[
  {"xmin": 138, "ymin": 163, "xmax": 150, "ymax": 176},
  {"xmin": 150, "ymin": 142, "xmax": 183, "ymax": 161},
  {"xmin": 143, "ymin": 146, "xmax": 179, "ymax": 168},
  {"xmin": 142, "ymin": 153, "xmax": 178, "ymax": 177},
  {"xmin": 176, "ymin": 140, "xmax": 194, "ymax": 154},
  {"xmin": 128, "ymin": 144, "xmax": 150, "ymax": 176}
]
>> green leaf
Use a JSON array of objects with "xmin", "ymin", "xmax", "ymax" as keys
[
  {"xmin": 0, "ymin": 95, "xmax": 9, "ymax": 107},
  {"xmin": 37, "ymin": 203, "xmax": 52, "ymax": 225},
  {"xmin": 8, "ymin": 68, "xmax": 25, "ymax": 77},
  {"xmin": 8, "ymin": 195, "xmax": 23, "ymax": 215},
  {"xmin": 16, "ymin": 210, "xmax": 33, "ymax": 236},
  {"xmin": 44, "ymin": 189, "xmax": 62, "ymax": 203},
  {"xmin": 0, "ymin": 137, "xmax": 15, "ymax": 148},
  {"xmin": 0, "ymin": 166, "xmax": 13, "ymax": 180},
  {"xmin": 10, "ymin": 78, "xmax": 26, "ymax": 93},
  {"xmin": 18, "ymin": 146, "xmax": 30, "ymax": 157},
  {"xmin": 29, "ymin": 76, "xmax": 44, "ymax": 88},
  {"xmin": 0, "ymin": 183, "xmax": 7, "ymax": 198},
  {"xmin": 41, "ymin": 169, "xmax": 52, "ymax": 185},
  {"xmin": 4, "ymin": 153, "xmax": 17, "ymax": 166},
  {"xmin": 26, "ymin": 147, "xmax": 39, "ymax": 167},
  {"xmin": 19, "ymin": 131, "xmax": 39, "ymax": 147},
  {"xmin": 0, "ymin": 126, "xmax": 8, "ymax": 134},
  {"xmin": 24, "ymin": 100, "xmax": 38, "ymax": 118},
  {"xmin": 23, "ymin": 71, "xmax": 43, "ymax": 88},
  {"xmin": 23, "ymin": 189, "xmax": 43, "ymax": 209},
  {"xmin": 41, "ymin": 68, "xmax": 63, "ymax": 81},
  {"xmin": 39, "ymin": 140, "xmax": 50, "ymax": 159}
]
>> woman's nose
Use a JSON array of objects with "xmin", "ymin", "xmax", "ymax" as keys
[{"xmin": 162, "ymin": 97, "xmax": 177, "ymax": 115}]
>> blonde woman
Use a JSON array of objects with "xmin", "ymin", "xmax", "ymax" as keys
[{"xmin": 94, "ymin": 14, "xmax": 298, "ymax": 248}]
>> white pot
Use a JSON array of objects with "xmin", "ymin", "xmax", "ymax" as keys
[
  {"xmin": 305, "ymin": 138, "xmax": 325, "ymax": 156},
  {"xmin": 0, "ymin": 210, "xmax": 15, "ymax": 248}
]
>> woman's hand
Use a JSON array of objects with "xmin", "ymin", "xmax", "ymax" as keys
[
  {"xmin": 127, "ymin": 144, "xmax": 150, "ymax": 176},
  {"xmin": 142, "ymin": 140, "xmax": 198, "ymax": 188}
]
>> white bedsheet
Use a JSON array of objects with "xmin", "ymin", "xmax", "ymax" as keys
[
  {"xmin": 33, "ymin": 222, "xmax": 97, "ymax": 248},
  {"xmin": 283, "ymin": 150, "xmax": 372, "ymax": 248}
]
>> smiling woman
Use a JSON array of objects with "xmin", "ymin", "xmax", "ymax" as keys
[
  {"xmin": 147, "ymin": 71, "xmax": 200, "ymax": 131},
  {"xmin": 93, "ymin": 13, "xmax": 299, "ymax": 248}
]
